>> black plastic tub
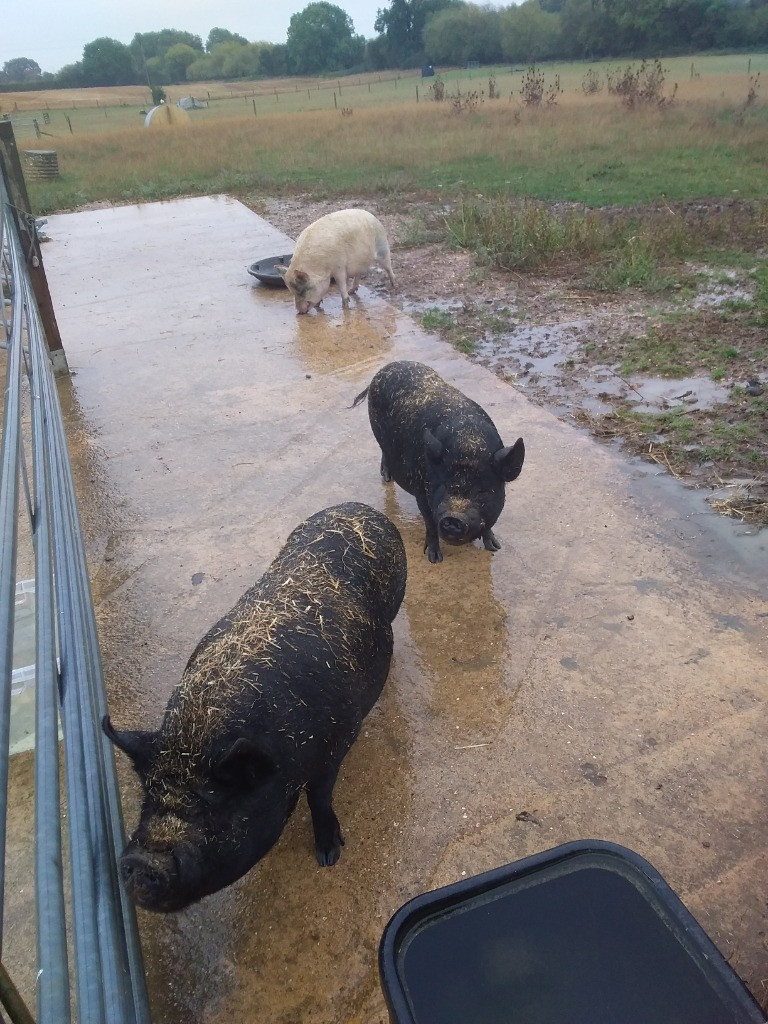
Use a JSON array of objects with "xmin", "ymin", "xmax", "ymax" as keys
[
  {"xmin": 379, "ymin": 840, "xmax": 765, "ymax": 1024},
  {"xmin": 247, "ymin": 254, "xmax": 292, "ymax": 287}
]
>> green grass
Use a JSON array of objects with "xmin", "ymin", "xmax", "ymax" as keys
[
  {"xmin": 614, "ymin": 401, "xmax": 767, "ymax": 468},
  {"xmin": 420, "ymin": 307, "xmax": 456, "ymax": 331},
  {"xmin": 618, "ymin": 327, "xmax": 750, "ymax": 377},
  {"xmin": 618, "ymin": 407, "xmax": 698, "ymax": 442},
  {"xmin": 477, "ymin": 307, "xmax": 515, "ymax": 333},
  {"xmin": 419, "ymin": 306, "xmax": 476, "ymax": 353},
  {"xmin": 750, "ymin": 262, "xmax": 768, "ymax": 325}
]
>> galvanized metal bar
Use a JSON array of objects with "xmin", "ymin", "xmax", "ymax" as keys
[
  {"xmin": 0, "ymin": 207, "xmax": 10, "ymax": 345},
  {"xmin": 28, "ymin": 304, "xmax": 71, "ymax": 1024},
  {"xmin": 0, "ymin": 173, "xmax": 24, "ymax": 958},
  {"xmin": 49, "ymin": 380, "xmax": 149, "ymax": 1022},
  {"xmin": 2, "ymin": 143, "xmax": 150, "ymax": 1022},
  {"xmin": 50, "ymin": 488, "xmax": 107, "ymax": 1023},
  {"xmin": 38, "ymin": 290, "xmax": 150, "ymax": 1024}
]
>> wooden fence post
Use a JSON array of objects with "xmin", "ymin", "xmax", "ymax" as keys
[{"xmin": 0, "ymin": 121, "xmax": 67, "ymax": 371}]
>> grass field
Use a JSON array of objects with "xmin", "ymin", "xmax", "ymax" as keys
[{"xmin": 2, "ymin": 53, "xmax": 765, "ymax": 213}]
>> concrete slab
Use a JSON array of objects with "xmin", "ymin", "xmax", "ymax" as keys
[{"xmin": 6, "ymin": 196, "xmax": 768, "ymax": 1022}]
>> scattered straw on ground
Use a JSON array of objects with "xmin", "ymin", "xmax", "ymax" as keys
[{"xmin": 707, "ymin": 490, "xmax": 768, "ymax": 525}]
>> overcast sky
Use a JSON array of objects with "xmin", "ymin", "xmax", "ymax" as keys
[{"xmin": 3, "ymin": 0, "xmax": 385, "ymax": 74}]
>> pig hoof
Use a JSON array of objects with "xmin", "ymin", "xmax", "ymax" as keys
[
  {"xmin": 380, "ymin": 455, "xmax": 392, "ymax": 482},
  {"xmin": 316, "ymin": 831, "xmax": 345, "ymax": 867},
  {"xmin": 482, "ymin": 529, "xmax": 502, "ymax": 552},
  {"xmin": 426, "ymin": 542, "xmax": 444, "ymax": 564}
]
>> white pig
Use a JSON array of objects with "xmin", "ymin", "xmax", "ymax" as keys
[{"xmin": 276, "ymin": 209, "xmax": 395, "ymax": 314}]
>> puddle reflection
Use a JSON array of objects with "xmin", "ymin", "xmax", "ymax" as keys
[
  {"xmin": 383, "ymin": 487, "xmax": 514, "ymax": 743},
  {"xmin": 293, "ymin": 298, "xmax": 397, "ymax": 377}
]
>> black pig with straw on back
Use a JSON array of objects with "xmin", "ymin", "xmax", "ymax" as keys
[
  {"xmin": 103, "ymin": 502, "xmax": 407, "ymax": 913},
  {"xmin": 354, "ymin": 361, "xmax": 525, "ymax": 563}
]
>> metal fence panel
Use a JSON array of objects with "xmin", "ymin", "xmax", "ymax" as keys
[{"xmin": 0, "ymin": 147, "xmax": 151, "ymax": 1024}]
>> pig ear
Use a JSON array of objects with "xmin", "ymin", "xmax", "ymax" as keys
[
  {"xmin": 274, "ymin": 264, "xmax": 288, "ymax": 277},
  {"xmin": 493, "ymin": 437, "xmax": 525, "ymax": 482},
  {"xmin": 102, "ymin": 715, "xmax": 157, "ymax": 773},
  {"xmin": 424, "ymin": 427, "xmax": 444, "ymax": 463},
  {"xmin": 211, "ymin": 737, "xmax": 277, "ymax": 790}
]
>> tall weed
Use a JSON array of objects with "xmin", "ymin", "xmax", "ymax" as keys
[
  {"xmin": 445, "ymin": 199, "xmax": 606, "ymax": 270},
  {"xmin": 444, "ymin": 197, "xmax": 768, "ymax": 289},
  {"xmin": 606, "ymin": 59, "xmax": 677, "ymax": 108}
]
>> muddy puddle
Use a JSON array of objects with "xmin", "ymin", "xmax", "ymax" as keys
[{"xmin": 401, "ymin": 297, "xmax": 735, "ymax": 419}]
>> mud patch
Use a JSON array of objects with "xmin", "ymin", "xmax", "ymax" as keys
[{"xmin": 255, "ymin": 193, "xmax": 768, "ymax": 525}]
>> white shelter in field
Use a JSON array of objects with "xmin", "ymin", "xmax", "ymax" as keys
[{"xmin": 177, "ymin": 96, "xmax": 205, "ymax": 110}]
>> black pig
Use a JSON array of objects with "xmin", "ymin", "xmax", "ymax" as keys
[
  {"xmin": 354, "ymin": 361, "xmax": 525, "ymax": 563},
  {"xmin": 103, "ymin": 502, "xmax": 406, "ymax": 913}
]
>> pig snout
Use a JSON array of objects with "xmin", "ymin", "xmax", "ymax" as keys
[
  {"xmin": 436, "ymin": 502, "xmax": 483, "ymax": 545},
  {"xmin": 439, "ymin": 513, "xmax": 471, "ymax": 543},
  {"xmin": 120, "ymin": 842, "xmax": 203, "ymax": 913}
]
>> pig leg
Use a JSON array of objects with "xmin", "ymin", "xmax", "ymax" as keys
[
  {"xmin": 416, "ymin": 492, "xmax": 443, "ymax": 563},
  {"xmin": 307, "ymin": 765, "xmax": 345, "ymax": 866},
  {"xmin": 482, "ymin": 527, "xmax": 502, "ymax": 552},
  {"xmin": 335, "ymin": 265, "xmax": 351, "ymax": 308},
  {"xmin": 348, "ymin": 275, "xmax": 361, "ymax": 295},
  {"xmin": 382, "ymin": 256, "xmax": 395, "ymax": 290},
  {"xmin": 380, "ymin": 453, "xmax": 392, "ymax": 482},
  {"xmin": 375, "ymin": 242, "xmax": 396, "ymax": 290}
]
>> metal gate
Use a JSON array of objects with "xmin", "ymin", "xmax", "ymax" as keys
[{"xmin": 0, "ymin": 131, "xmax": 150, "ymax": 1024}]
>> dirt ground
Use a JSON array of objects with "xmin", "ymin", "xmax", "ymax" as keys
[{"xmin": 254, "ymin": 192, "xmax": 768, "ymax": 526}]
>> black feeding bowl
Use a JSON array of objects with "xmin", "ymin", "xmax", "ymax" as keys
[
  {"xmin": 379, "ymin": 840, "xmax": 765, "ymax": 1024},
  {"xmin": 247, "ymin": 254, "xmax": 293, "ymax": 287}
]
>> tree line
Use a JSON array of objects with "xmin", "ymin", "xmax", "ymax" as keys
[{"xmin": 2, "ymin": 0, "xmax": 767, "ymax": 90}]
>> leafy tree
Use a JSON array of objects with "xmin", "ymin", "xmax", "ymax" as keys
[
  {"xmin": 206, "ymin": 28, "xmax": 249, "ymax": 51},
  {"xmin": 558, "ymin": 0, "xmax": 616, "ymax": 57},
  {"xmin": 374, "ymin": 0, "xmax": 460, "ymax": 67},
  {"xmin": 364, "ymin": 34, "xmax": 390, "ymax": 69},
  {"xmin": 423, "ymin": 5, "xmax": 504, "ymax": 65},
  {"xmin": 286, "ymin": 3, "xmax": 365, "ymax": 73},
  {"xmin": 605, "ymin": 0, "xmax": 669, "ymax": 50},
  {"xmin": 538, "ymin": 0, "xmax": 568, "ymax": 13},
  {"xmin": 258, "ymin": 43, "xmax": 288, "ymax": 76},
  {"xmin": 564, "ymin": 0, "xmax": 688, "ymax": 53},
  {"xmin": 187, "ymin": 41, "xmax": 273, "ymax": 80},
  {"xmin": 164, "ymin": 43, "xmax": 200, "ymax": 82},
  {"xmin": 2, "ymin": 57, "xmax": 42, "ymax": 82},
  {"xmin": 81, "ymin": 37, "xmax": 137, "ymax": 86},
  {"xmin": 220, "ymin": 44, "xmax": 265, "ymax": 78},
  {"xmin": 185, "ymin": 55, "xmax": 216, "ymax": 81},
  {"xmin": 54, "ymin": 62, "xmax": 85, "ymax": 87},
  {"xmin": 144, "ymin": 55, "xmax": 170, "ymax": 86},
  {"xmin": 750, "ymin": 3, "xmax": 768, "ymax": 44},
  {"xmin": 129, "ymin": 30, "xmax": 203, "ymax": 78},
  {"xmin": 500, "ymin": 1, "xmax": 560, "ymax": 62}
]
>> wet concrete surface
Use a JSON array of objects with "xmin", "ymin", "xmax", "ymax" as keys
[{"xmin": 6, "ymin": 195, "xmax": 768, "ymax": 1021}]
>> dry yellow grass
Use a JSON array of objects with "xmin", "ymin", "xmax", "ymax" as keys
[
  {"xmin": 0, "ymin": 70, "xmax": 417, "ymax": 112},
  {"xmin": 2, "ymin": 57, "xmax": 761, "ymax": 116},
  {"xmin": 14, "ymin": 56, "xmax": 766, "ymax": 210},
  {"xmin": 38, "ymin": 95, "xmax": 762, "ymax": 179}
]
